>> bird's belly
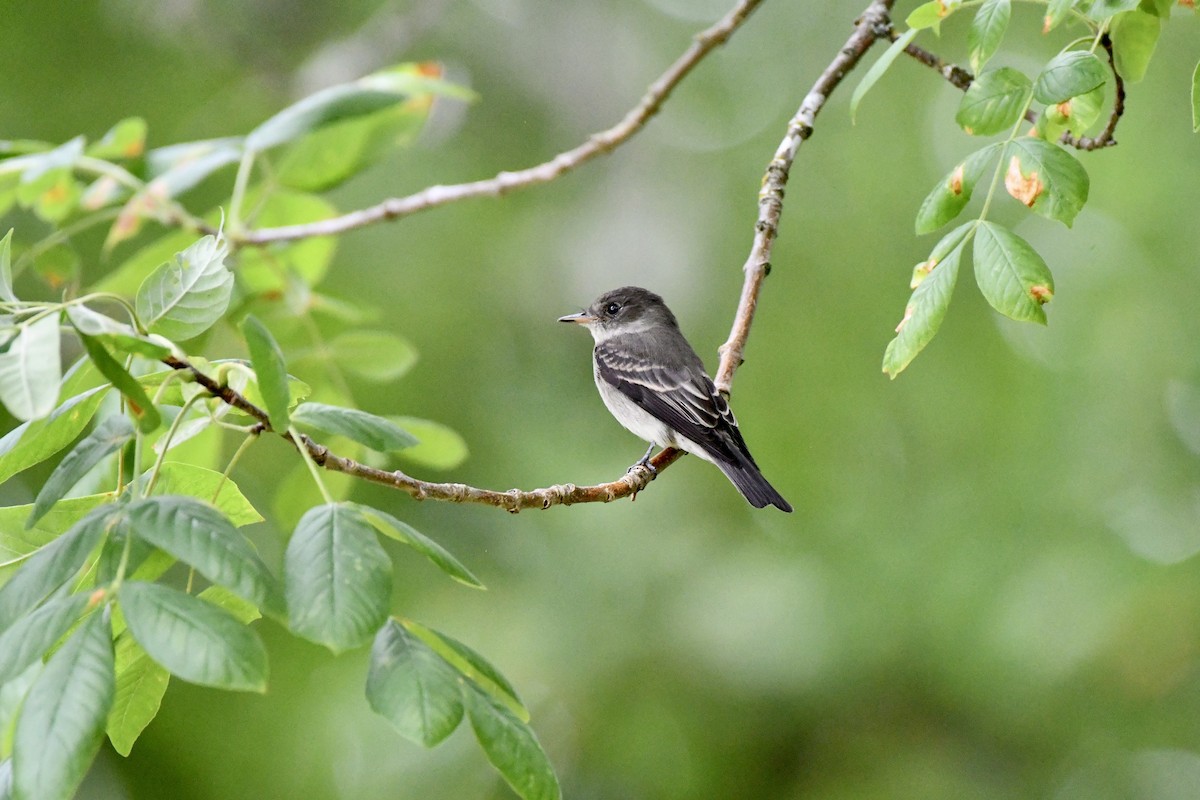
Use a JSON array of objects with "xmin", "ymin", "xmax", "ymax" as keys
[{"xmin": 594, "ymin": 373, "xmax": 675, "ymax": 448}]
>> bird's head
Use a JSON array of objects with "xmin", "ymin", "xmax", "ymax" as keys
[{"xmin": 558, "ymin": 286, "xmax": 678, "ymax": 341}]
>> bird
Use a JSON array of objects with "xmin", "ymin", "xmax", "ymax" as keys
[{"xmin": 559, "ymin": 286, "xmax": 792, "ymax": 512}]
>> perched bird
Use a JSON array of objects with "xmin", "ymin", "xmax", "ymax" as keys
[{"xmin": 559, "ymin": 286, "xmax": 792, "ymax": 512}]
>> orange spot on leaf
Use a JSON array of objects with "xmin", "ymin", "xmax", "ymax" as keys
[
  {"xmin": 1004, "ymin": 155, "xmax": 1043, "ymax": 208},
  {"xmin": 1030, "ymin": 284, "xmax": 1053, "ymax": 304},
  {"xmin": 948, "ymin": 164, "xmax": 965, "ymax": 195}
]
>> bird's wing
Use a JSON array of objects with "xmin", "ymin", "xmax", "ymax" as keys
[{"xmin": 594, "ymin": 338, "xmax": 754, "ymax": 466}]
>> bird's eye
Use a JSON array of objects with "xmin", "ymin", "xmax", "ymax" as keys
[{"xmin": 605, "ymin": 302, "xmax": 621, "ymax": 315}]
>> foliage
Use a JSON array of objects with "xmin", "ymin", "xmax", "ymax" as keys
[{"xmin": 0, "ymin": 62, "xmax": 554, "ymax": 800}]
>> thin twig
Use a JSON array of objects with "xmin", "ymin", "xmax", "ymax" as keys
[
  {"xmin": 236, "ymin": 0, "xmax": 765, "ymax": 247},
  {"xmin": 162, "ymin": 355, "xmax": 681, "ymax": 512},
  {"xmin": 714, "ymin": 0, "xmax": 896, "ymax": 393},
  {"xmin": 1060, "ymin": 33, "xmax": 1123, "ymax": 150}
]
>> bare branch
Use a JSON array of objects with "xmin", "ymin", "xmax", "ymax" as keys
[
  {"xmin": 163, "ymin": 355, "xmax": 683, "ymax": 512},
  {"xmin": 237, "ymin": 0, "xmax": 765, "ymax": 247},
  {"xmin": 714, "ymin": 0, "xmax": 895, "ymax": 393}
]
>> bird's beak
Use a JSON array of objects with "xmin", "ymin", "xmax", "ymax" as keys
[{"xmin": 558, "ymin": 310, "xmax": 597, "ymax": 324}]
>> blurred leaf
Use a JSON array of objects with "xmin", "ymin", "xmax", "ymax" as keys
[
  {"xmin": 135, "ymin": 234, "xmax": 233, "ymax": 341},
  {"xmin": 391, "ymin": 416, "xmax": 469, "ymax": 471},
  {"xmin": 0, "ymin": 230, "xmax": 14, "ymax": 303},
  {"xmin": 145, "ymin": 463, "xmax": 263, "ymax": 527},
  {"xmin": 402, "ymin": 619, "xmax": 526, "ymax": 720},
  {"xmin": 0, "ymin": 594, "xmax": 87, "ymax": 686},
  {"xmin": 235, "ymin": 190, "xmax": 337, "ymax": 295},
  {"xmin": 906, "ymin": 2, "xmax": 947, "ymax": 30},
  {"xmin": 1004, "ymin": 139, "xmax": 1089, "ymax": 226},
  {"xmin": 94, "ymin": 230, "xmax": 196, "ymax": 297},
  {"xmin": 967, "ymin": 0, "xmax": 1010, "ymax": 73},
  {"xmin": 75, "ymin": 334, "xmax": 161, "ymax": 432},
  {"xmin": 245, "ymin": 63, "xmax": 466, "ymax": 154},
  {"xmin": 466, "ymin": 686, "xmax": 561, "ymax": 800},
  {"xmin": 292, "ymin": 402, "xmax": 417, "ymax": 452},
  {"xmin": 285, "ymin": 503, "xmax": 391, "ymax": 654},
  {"xmin": 1110, "ymin": 10, "xmax": 1160, "ymax": 84},
  {"xmin": 19, "ymin": 170, "xmax": 83, "ymax": 224},
  {"xmin": 914, "ymin": 144, "xmax": 999, "ymax": 234},
  {"xmin": 0, "ymin": 386, "xmax": 108, "ymax": 484},
  {"xmin": 1138, "ymin": 0, "xmax": 1172, "ymax": 16},
  {"xmin": 66, "ymin": 305, "xmax": 172, "ymax": 359},
  {"xmin": 356, "ymin": 505, "xmax": 483, "ymax": 588},
  {"xmin": 972, "ymin": 221, "xmax": 1054, "ymax": 324},
  {"xmin": 0, "ymin": 503, "xmax": 117, "ymax": 631},
  {"xmin": 80, "ymin": 174, "xmax": 128, "ymax": 212},
  {"xmin": 366, "ymin": 618, "xmax": 464, "ymax": 747},
  {"xmin": 0, "ymin": 314, "xmax": 62, "ymax": 421},
  {"xmin": 883, "ymin": 228, "xmax": 967, "ymax": 378},
  {"xmin": 106, "ymin": 632, "xmax": 168, "ymax": 757},
  {"xmin": 1033, "ymin": 51, "xmax": 1108, "ymax": 104},
  {"xmin": 86, "ymin": 118, "xmax": 147, "ymax": 161},
  {"xmin": 26, "ymin": 415, "xmax": 134, "ymax": 529},
  {"xmin": 0, "ymin": 664, "xmax": 40, "ymax": 760},
  {"xmin": 144, "ymin": 138, "xmax": 243, "ymax": 198},
  {"xmin": 240, "ymin": 315, "xmax": 291, "ymax": 432},
  {"xmin": 16, "ymin": 137, "xmax": 83, "ymax": 183},
  {"xmin": 119, "ymin": 581, "xmax": 267, "ymax": 692},
  {"xmin": 12, "ymin": 610, "xmax": 113, "ymax": 800},
  {"xmin": 31, "ymin": 243, "xmax": 80, "ymax": 291},
  {"xmin": 956, "ymin": 67, "xmax": 1031, "ymax": 136},
  {"xmin": 850, "ymin": 29, "xmax": 918, "ymax": 123},
  {"xmin": 322, "ymin": 330, "xmax": 418, "ymax": 383},
  {"xmin": 1194, "ymin": 60, "xmax": 1200, "ymax": 133},
  {"xmin": 1, "ymin": 495, "xmax": 110, "ymax": 584},
  {"xmin": 271, "ymin": 460, "xmax": 353, "ymax": 532},
  {"xmin": 1086, "ymin": 0, "xmax": 1142, "ymax": 19},
  {"xmin": 197, "ymin": 585, "xmax": 261, "ymax": 624},
  {"xmin": 125, "ymin": 495, "xmax": 283, "ymax": 616}
]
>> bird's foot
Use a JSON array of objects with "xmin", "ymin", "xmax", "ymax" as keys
[{"xmin": 627, "ymin": 445, "xmax": 658, "ymax": 478}]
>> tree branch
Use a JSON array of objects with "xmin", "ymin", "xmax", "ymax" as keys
[
  {"xmin": 714, "ymin": 0, "xmax": 895, "ymax": 393},
  {"xmin": 168, "ymin": 0, "xmax": 902, "ymax": 510},
  {"xmin": 236, "ymin": 0, "xmax": 765, "ymax": 247}
]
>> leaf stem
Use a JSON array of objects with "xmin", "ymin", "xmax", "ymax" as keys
[
  {"xmin": 227, "ymin": 151, "xmax": 256, "ymax": 234},
  {"xmin": 142, "ymin": 393, "xmax": 202, "ymax": 497},
  {"xmin": 291, "ymin": 425, "xmax": 334, "ymax": 504}
]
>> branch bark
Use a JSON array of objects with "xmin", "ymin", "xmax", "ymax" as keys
[{"xmin": 714, "ymin": 0, "xmax": 895, "ymax": 393}]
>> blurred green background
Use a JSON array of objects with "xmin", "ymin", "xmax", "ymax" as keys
[{"xmin": 4, "ymin": 0, "xmax": 1200, "ymax": 797}]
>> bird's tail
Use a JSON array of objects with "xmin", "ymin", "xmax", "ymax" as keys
[{"xmin": 715, "ymin": 457, "xmax": 793, "ymax": 512}]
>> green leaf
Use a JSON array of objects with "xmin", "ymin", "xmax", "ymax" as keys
[
  {"xmin": 1, "ymin": 495, "xmax": 110, "ymax": 585},
  {"xmin": 26, "ymin": 415, "xmax": 134, "ymax": 529},
  {"xmin": 1043, "ymin": 0, "xmax": 1074, "ymax": 31},
  {"xmin": 1033, "ymin": 51, "xmax": 1109, "ymax": 104},
  {"xmin": 1110, "ymin": 9, "xmax": 1160, "ymax": 84},
  {"xmin": 914, "ymin": 145, "xmax": 1000, "ymax": 235},
  {"xmin": 86, "ymin": 118, "xmax": 147, "ymax": 161},
  {"xmin": 0, "ymin": 385, "xmax": 108, "ymax": 485},
  {"xmin": 883, "ymin": 231, "xmax": 968, "ymax": 378},
  {"xmin": 391, "ymin": 416, "xmax": 469, "ymax": 471},
  {"xmin": 65, "ymin": 305, "xmax": 172, "ymax": 359},
  {"xmin": 401, "ymin": 619, "xmax": 526, "ymax": 719},
  {"xmin": 1086, "ymin": 0, "xmax": 1141, "ymax": 19},
  {"xmin": 0, "ymin": 314, "xmax": 62, "ymax": 422},
  {"xmin": 356, "ymin": 505, "xmax": 483, "ymax": 589},
  {"xmin": 972, "ymin": 221, "xmax": 1055, "ymax": 324},
  {"xmin": 125, "ymin": 495, "xmax": 283, "ymax": 617},
  {"xmin": 0, "ymin": 231, "xmax": 15, "ymax": 304},
  {"xmin": 324, "ymin": 330, "xmax": 418, "ymax": 383},
  {"xmin": 291, "ymin": 402, "xmax": 418, "ymax": 452},
  {"xmin": 235, "ymin": 190, "xmax": 337, "ymax": 295},
  {"xmin": 144, "ymin": 138, "xmax": 243, "ymax": 198},
  {"xmin": 245, "ymin": 64, "xmax": 463, "ymax": 153},
  {"xmin": 144, "ymin": 463, "xmax": 263, "ymax": 527},
  {"xmin": 906, "ymin": 2, "xmax": 947, "ymax": 30},
  {"xmin": 119, "ymin": 581, "xmax": 267, "ymax": 691},
  {"xmin": 466, "ymin": 686, "xmax": 561, "ymax": 800},
  {"xmin": 968, "ymin": 0, "xmax": 1010, "ymax": 74},
  {"xmin": 106, "ymin": 632, "xmax": 169, "ymax": 757},
  {"xmin": 135, "ymin": 234, "xmax": 233, "ymax": 341},
  {"xmin": 1193, "ymin": 60, "xmax": 1200, "ymax": 134},
  {"xmin": 1004, "ymin": 138, "xmax": 1089, "ymax": 227},
  {"xmin": 0, "ymin": 504, "xmax": 117, "ymax": 630},
  {"xmin": 12, "ymin": 610, "xmax": 114, "ymax": 800},
  {"xmin": 240, "ymin": 315, "xmax": 291, "ymax": 432},
  {"xmin": 0, "ymin": 594, "xmax": 88, "ymax": 685},
  {"xmin": 74, "ymin": 334, "xmax": 160, "ymax": 433},
  {"xmin": 197, "ymin": 584, "xmax": 260, "ymax": 624},
  {"xmin": 1035, "ymin": 83, "xmax": 1105, "ymax": 141},
  {"xmin": 285, "ymin": 503, "xmax": 391, "ymax": 654},
  {"xmin": 850, "ymin": 29, "xmax": 918, "ymax": 123},
  {"xmin": 93, "ymin": 230, "xmax": 196, "ymax": 297},
  {"xmin": 956, "ymin": 67, "xmax": 1031, "ymax": 136},
  {"xmin": 0, "ymin": 665, "xmax": 41, "ymax": 760},
  {"xmin": 366, "ymin": 619, "xmax": 464, "ymax": 747}
]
